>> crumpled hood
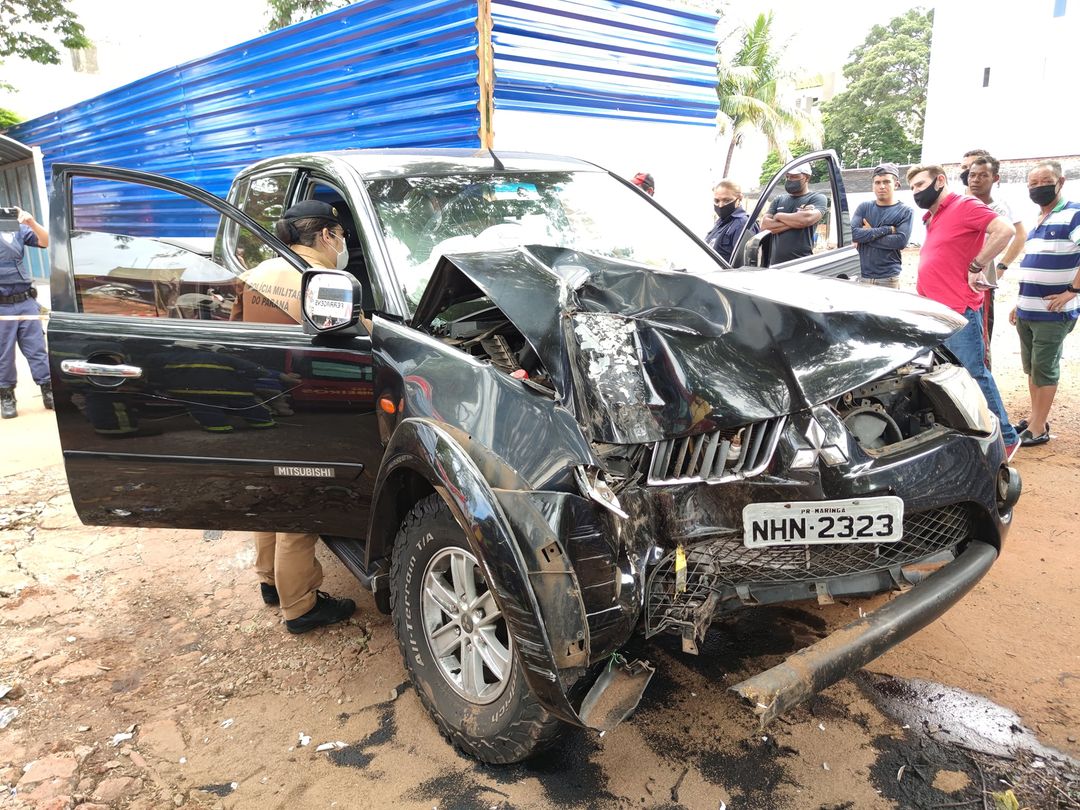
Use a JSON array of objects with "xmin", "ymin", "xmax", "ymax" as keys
[{"xmin": 413, "ymin": 246, "xmax": 964, "ymax": 443}]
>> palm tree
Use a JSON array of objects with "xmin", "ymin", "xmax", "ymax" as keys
[{"xmin": 717, "ymin": 12, "xmax": 818, "ymax": 177}]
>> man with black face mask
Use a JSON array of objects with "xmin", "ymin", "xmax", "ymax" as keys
[
  {"xmin": 906, "ymin": 163, "xmax": 1020, "ymax": 458},
  {"xmin": 705, "ymin": 179, "xmax": 756, "ymax": 264},
  {"xmin": 1008, "ymin": 161, "xmax": 1080, "ymax": 447},
  {"xmin": 760, "ymin": 163, "xmax": 827, "ymax": 264}
]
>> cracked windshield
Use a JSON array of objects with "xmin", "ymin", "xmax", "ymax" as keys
[{"xmin": 365, "ymin": 171, "xmax": 724, "ymax": 310}]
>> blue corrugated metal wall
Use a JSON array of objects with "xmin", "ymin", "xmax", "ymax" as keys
[
  {"xmin": 8, "ymin": 0, "xmax": 483, "ymax": 238},
  {"xmin": 6, "ymin": 0, "xmax": 718, "ymax": 248},
  {"xmin": 489, "ymin": 0, "xmax": 718, "ymax": 125}
]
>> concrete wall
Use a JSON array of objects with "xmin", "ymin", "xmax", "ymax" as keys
[{"xmin": 922, "ymin": 0, "xmax": 1078, "ymax": 163}]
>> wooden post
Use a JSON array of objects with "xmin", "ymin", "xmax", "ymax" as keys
[{"xmin": 476, "ymin": 0, "xmax": 495, "ymax": 149}]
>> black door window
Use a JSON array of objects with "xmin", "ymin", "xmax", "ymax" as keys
[{"xmin": 70, "ymin": 175, "xmax": 301, "ymax": 323}]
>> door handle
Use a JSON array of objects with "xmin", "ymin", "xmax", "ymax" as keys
[{"xmin": 61, "ymin": 359, "xmax": 144, "ymax": 379}]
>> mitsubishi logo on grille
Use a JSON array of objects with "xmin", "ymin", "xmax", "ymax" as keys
[{"xmin": 791, "ymin": 416, "xmax": 848, "ymax": 469}]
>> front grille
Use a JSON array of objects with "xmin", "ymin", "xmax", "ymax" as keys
[
  {"xmin": 645, "ymin": 503, "xmax": 973, "ymax": 637},
  {"xmin": 648, "ymin": 416, "xmax": 786, "ymax": 485}
]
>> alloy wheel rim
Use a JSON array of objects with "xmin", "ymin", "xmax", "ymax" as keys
[{"xmin": 421, "ymin": 546, "xmax": 512, "ymax": 704}]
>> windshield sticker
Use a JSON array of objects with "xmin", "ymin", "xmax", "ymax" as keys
[{"xmin": 491, "ymin": 182, "xmax": 540, "ymax": 201}]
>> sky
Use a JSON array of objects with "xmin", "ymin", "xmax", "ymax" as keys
[
  {"xmin": 0, "ymin": 0, "xmax": 268, "ymax": 119},
  {"xmin": 729, "ymin": 0, "xmax": 932, "ymax": 78}
]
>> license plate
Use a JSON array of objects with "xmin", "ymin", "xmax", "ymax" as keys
[{"xmin": 742, "ymin": 496, "xmax": 904, "ymax": 548}]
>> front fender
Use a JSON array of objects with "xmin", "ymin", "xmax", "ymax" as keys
[{"xmin": 370, "ymin": 417, "xmax": 591, "ymax": 726}]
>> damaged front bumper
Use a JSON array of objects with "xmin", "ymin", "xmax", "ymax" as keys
[{"xmin": 730, "ymin": 538, "xmax": 998, "ymax": 723}]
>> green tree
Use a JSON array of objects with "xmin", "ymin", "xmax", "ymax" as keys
[
  {"xmin": 716, "ymin": 12, "xmax": 817, "ymax": 177},
  {"xmin": 758, "ymin": 138, "xmax": 829, "ymax": 186},
  {"xmin": 1, "ymin": 0, "xmax": 89, "ymax": 65},
  {"xmin": 0, "ymin": 108, "xmax": 20, "ymax": 129},
  {"xmin": 821, "ymin": 8, "xmax": 932, "ymax": 167},
  {"xmin": 265, "ymin": 0, "xmax": 353, "ymax": 31}
]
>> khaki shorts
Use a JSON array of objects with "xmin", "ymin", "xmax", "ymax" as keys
[
  {"xmin": 859, "ymin": 275, "xmax": 901, "ymax": 289},
  {"xmin": 1016, "ymin": 317, "xmax": 1076, "ymax": 386}
]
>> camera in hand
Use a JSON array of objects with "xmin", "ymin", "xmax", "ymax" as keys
[{"xmin": 0, "ymin": 207, "xmax": 19, "ymax": 233}]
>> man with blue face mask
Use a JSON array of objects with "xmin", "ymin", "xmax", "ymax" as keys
[{"xmin": 760, "ymin": 163, "xmax": 827, "ymax": 264}]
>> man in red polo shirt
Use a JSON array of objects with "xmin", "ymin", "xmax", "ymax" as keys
[{"xmin": 906, "ymin": 163, "xmax": 1020, "ymax": 456}]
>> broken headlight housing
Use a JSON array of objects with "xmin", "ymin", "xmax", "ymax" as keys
[{"xmin": 918, "ymin": 363, "xmax": 994, "ymax": 435}]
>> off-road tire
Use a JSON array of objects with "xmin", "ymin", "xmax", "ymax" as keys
[{"xmin": 390, "ymin": 494, "xmax": 565, "ymax": 763}]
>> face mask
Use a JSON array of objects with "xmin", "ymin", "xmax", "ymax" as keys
[
  {"xmin": 913, "ymin": 182, "xmax": 943, "ymax": 210},
  {"xmin": 784, "ymin": 179, "xmax": 804, "ymax": 195},
  {"xmin": 715, "ymin": 201, "xmax": 736, "ymax": 220},
  {"xmin": 959, "ymin": 170, "xmax": 970, "ymax": 187},
  {"xmin": 1029, "ymin": 184, "xmax": 1058, "ymax": 207},
  {"xmin": 330, "ymin": 232, "xmax": 348, "ymax": 270}
]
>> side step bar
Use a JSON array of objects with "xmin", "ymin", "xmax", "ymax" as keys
[{"xmin": 321, "ymin": 536, "xmax": 391, "ymax": 614}]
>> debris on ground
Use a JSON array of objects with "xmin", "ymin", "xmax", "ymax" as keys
[{"xmin": 0, "ymin": 706, "xmax": 17, "ymax": 729}]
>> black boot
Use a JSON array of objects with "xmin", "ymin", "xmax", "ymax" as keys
[
  {"xmin": 40, "ymin": 383, "xmax": 54, "ymax": 410},
  {"xmin": 0, "ymin": 387, "xmax": 16, "ymax": 419},
  {"xmin": 285, "ymin": 591, "xmax": 356, "ymax": 634}
]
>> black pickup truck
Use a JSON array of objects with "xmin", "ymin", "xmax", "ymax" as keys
[{"xmin": 45, "ymin": 148, "xmax": 1020, "ymax": 763}]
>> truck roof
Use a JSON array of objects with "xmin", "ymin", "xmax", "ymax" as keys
[{"xmin": 238, "ymin": 148, "xmax": 604, "ymax": 181}]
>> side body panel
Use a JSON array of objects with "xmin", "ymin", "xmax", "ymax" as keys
[{"xmin": 50, "ymin": 316, "xmax": 379, "ymax": 535}]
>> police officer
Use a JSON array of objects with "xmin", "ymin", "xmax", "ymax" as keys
[
  {"xmin": 1, "ymin": 206, "xmax": 51, "ymax": 419},
  {"xmin": 243, "ymin": 200, "xmax": 358, "ymax": 633}
]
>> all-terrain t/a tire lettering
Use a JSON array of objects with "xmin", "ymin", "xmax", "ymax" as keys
[{"xmin": 390, "ymin": 494, "xmax": 564, "ymax": 764}]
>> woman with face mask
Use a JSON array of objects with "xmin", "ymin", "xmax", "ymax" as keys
[
  {"xmin": 231, "ymin": 198, "xmax": 361, "ymax": 635},
  {"xmin": 705, "ymin": 179, "xmax": 757, "ymax": 264},
  {"xmin": 233, "ymin": 199, "xmax": 350, "ymax": 324}
]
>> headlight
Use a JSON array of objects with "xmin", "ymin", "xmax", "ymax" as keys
[{"xmin": 919, "ymin": 364, "xmax": 994, "ymax": 435}]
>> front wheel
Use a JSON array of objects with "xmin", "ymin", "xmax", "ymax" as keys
[{"xmin": 390, "ymin": 494, "xmax": 565, "ymax": 763}]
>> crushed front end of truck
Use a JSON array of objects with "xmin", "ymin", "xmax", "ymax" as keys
[{"xmin": 405, "ymin": 247, "xmax": 1021, "ymax": 732}]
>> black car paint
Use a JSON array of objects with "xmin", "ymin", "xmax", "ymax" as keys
[
  {"xmin": 47, "ymin": 149, "xmax": 1017, "ymax": 735},
  {"xmin": 48, "ymin": 313, "xmax": 381, "ymax": 535}
]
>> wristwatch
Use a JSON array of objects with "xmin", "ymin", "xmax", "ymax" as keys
[
  {"xmin": 996, "ymin": 262, "xmax": 1008, "ymax": 272},
  {"xmin": 1067, "ymin": 284, "xmax": 1080, "ymax": 294}
]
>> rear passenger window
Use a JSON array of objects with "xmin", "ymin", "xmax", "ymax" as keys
[{"xmin": 70, "ymin": 175, "xmax": 300, "ymax": 324}]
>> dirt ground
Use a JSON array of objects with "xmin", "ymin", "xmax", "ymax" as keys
[{"xmin": 2, "ymin": 266, "xmax": 1079, "ymax": 810}]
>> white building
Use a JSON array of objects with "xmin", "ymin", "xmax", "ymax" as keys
[{"xmin": 922, "ymin": 0, "xmax": 1078, "ymax": 163}]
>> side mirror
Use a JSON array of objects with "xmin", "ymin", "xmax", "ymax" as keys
[
  {"xmin": 742, "ymin": 230, "xmax": 771, "ymax": 269},
  {"xmin": 301, "ymin": 269, "xmax": 364, "ymax": 336}
]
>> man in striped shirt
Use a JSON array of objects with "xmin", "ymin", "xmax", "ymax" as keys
[{"xmin": 1009, "ymin": 161, "xmax": 1080, "ymax": 446}]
